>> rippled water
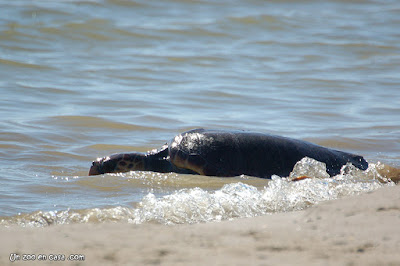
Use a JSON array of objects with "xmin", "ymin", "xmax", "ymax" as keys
[{"xmin": 1, "ymin": 0, "xmax": 399, "ymax": 226}]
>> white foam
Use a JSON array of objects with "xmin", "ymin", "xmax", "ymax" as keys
[
  {"xmin": 131, "ymin": 161, "xmax": 390, "ymax": 225},
  {"xmin": 1, "ymin": 159, "xmax": 394, "ymax": 227}
]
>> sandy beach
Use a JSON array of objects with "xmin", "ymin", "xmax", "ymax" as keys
[{"xmin": 1, "ymin": 184, "xmax": 399, "ymax": 266}]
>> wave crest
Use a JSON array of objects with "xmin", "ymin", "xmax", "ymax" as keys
[{"xmin": 1, "ymin": 159, "xmax": 394, "ymax": 227}]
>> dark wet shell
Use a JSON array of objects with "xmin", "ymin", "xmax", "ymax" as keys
[{"xmin": 168, "ymin": 128, "xmax": 368, "ymax": 178}]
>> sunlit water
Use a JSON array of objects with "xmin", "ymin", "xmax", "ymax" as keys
[{"xmin": 0, "ymin": 0, "xmax": 399, "ymax": 227}]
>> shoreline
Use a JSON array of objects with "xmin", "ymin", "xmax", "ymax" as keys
[{"xmin": 1, "ymin": 184, "xmax": 400, "ymax": 265}]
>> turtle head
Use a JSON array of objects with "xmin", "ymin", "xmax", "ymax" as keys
[{"xmin": 88, "ymin": 153, "xmax": 146, "ymax": 175}]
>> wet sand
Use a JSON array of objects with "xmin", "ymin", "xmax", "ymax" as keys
[{"xmin": 1, "ymin": 184, "xmax": 400, "ymax": 266}]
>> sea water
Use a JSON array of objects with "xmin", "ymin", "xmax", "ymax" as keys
[{"xmin": 0, "ymin": 0, "xmax": 399, "ymax": 227}]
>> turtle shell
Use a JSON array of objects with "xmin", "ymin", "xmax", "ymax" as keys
[{"xmin": 168, "ymin": 128, "xmax": 368, "ymax": 178}]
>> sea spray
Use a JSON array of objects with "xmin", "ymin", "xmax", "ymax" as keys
[{"xmin": 1, "ymin": 159, "xmax": 394, "ymax": 227}]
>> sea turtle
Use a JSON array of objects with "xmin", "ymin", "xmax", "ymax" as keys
[{"xmin": 88, "ymin": 128, "xmax": 368, "ymax": 178}]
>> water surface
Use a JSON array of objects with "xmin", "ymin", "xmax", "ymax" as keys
[{"xmin": 1, "ymin": 0, "xmax": 399, "ymax": 226}]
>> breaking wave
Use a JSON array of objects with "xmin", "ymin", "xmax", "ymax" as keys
[{"xmin": 1, "ymin": 158, "xmax": 395, "ymax": 227}]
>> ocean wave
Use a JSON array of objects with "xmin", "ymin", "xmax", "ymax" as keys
[{"xmin": 1, "ymin": 159, "xmax": 393, "ymax": 227}]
